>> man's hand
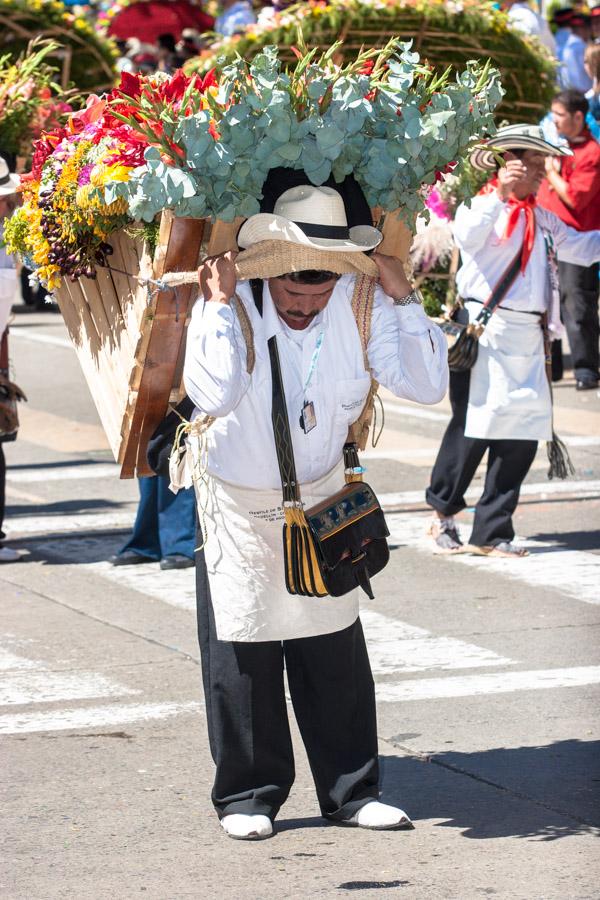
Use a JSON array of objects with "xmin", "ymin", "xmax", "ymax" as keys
[
  {"xmin": 545, "ymin": 156, "xmax": 561, "ymax": 175},
  {"xmin": 198, "ymin": 251, "xmax": 238, "ymax": 304},
  {"xmin": 371, "ymin": 252, "xmax": 413, "ymax": 300},
  {"xmin": 496, "ymin": 159, "xmax": 527, "ymax": 201}
]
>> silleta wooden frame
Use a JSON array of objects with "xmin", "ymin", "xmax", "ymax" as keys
[{"xmin": 53, "ymin": 210, "xmax": 410, "ymax": 478}]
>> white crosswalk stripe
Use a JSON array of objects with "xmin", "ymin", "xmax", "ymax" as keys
[
  {"xmin": 0, "ymin": 640, "xmax": 198, "ymax": 735},
  {"xmin": 0, "ymin": 702, "xmax": 202, "ymax": 735},
  {"xmin": 385, "ymin": 512, "xmax": 600, "ymax": 606},
  {"xmin": 360, "ymin": 608, "xmax": 513, "ymax": 674}
]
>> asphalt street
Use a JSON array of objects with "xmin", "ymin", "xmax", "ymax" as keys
[{"xmin": 1, "ymin": 304, "xmax": 599, "ymax": 900}]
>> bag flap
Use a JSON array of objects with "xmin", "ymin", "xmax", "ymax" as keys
[{"xmin": 304, "ymin": 482, "xmax": 389, "ymax": 569}]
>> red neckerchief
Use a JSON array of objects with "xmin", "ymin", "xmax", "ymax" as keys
[{"xmin": 479, "ymin": 176, "xmax": 536, "ymax": 273}]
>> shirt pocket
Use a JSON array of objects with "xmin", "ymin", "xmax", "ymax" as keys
[{"xmin": 332, "ymin": 376, "xmax": 371, "ymax": 428}]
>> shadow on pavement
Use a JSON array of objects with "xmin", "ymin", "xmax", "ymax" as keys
[
  {"xmin": 6, "ymin": 499, "xmax": 127, "ymax": 518},
  {"xmin": 528, "ymin": 530, "xmax": 600, "ymax": 552},
  {"xmin": 379, "ymin": 739, "xmax": 600, "ymax": 841}
]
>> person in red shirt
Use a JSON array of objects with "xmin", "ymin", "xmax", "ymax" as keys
[{"xmin": 538, "ymin": 89, "xmax": 600, "ymax": 389}]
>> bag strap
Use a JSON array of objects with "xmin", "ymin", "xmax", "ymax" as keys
[
  {"xmin": 0, "ymin": 329, "xmax": 8, "ymax": 373},
  {"xmin": 348, "ymin": 275, "xmax": 379, "ymax": 451},
  {"xmin": 268, "ymin": 335, "xmax": 301, "ymax": 505},
  {"xmin": 474, "ymin": 245, "xmax": 524, "ymax": 327}
]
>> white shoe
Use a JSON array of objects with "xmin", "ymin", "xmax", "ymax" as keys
[
  {"xmin": 0, "ymin": 547, "xmax": 22, "ymax": 563},
  {"xmin": 345, "ymin": 801, "xmax": 414, "ymax": 831},
  {"xmin": 221, "ymin": 814, "xmax": 273, "ymax": 840}
]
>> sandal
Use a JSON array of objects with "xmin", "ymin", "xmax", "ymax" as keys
[
  {"xmin": 468, "ymin": 541, "xmax": 529, "ymax": 558},
  {"xmin": 428, "ymin": 516, "xmax": 464, "ymax": 554}
]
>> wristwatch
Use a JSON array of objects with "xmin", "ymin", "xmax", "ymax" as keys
[{"xmin": 392, "ymin": 288, "xmax": 423, "ymax": 307}]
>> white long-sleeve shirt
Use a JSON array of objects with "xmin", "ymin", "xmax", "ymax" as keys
[
  {"xmin": 507, "ymin": 3, "xmax": 557, "ymax": 56},
  {"xmin": 559, "ymin": 33, "xmax": 592, "ymax": 92},
  {"xmin": 184, "ymin": 275, "xmax": 448, "ymax": 489},
  {"xmin": 0, "ymin": 236, "xmax": 17, "ymax": 338},
  {"xmin": 453, "ymin": 192, "xmax": 600, "ymax": 328}
]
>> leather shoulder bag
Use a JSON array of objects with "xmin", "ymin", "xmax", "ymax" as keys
[
  {"xmin": 441, "ymin": 245, "xmax": 523, "ymax": 373},
  {"xmin": 268, "ymin": 335, "xmax": 389, "ymax": 601}
]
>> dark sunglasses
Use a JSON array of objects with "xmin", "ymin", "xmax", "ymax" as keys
[{"xmin": 278, "ymin": 270, "xmax": 341, "ymax": 285}]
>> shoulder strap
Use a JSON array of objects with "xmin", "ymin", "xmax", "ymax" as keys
[
  {"xmin": 475, "ymin": 245, "xmax": 524, "ymax": 326},
  {"xmin": 268, "ymin": 335, "xmax": 301, "ymax": 504},
  {"xmin": 348, "ymin": 275, "xmax": 379, "ymax": 451}
]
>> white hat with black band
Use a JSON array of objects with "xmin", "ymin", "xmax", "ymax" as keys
[
  {"xmin": 0, "ymin": 158, "xmax": 19, "ymax": 197},
  {"xmin": 237, "ymin": 184, "xmax": 382, "ymax": 253},
  {"xmin": 470, "ymin": 124, "xmax": 573, "ymax": 172}
]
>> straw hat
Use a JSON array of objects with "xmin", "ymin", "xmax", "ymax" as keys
[
  {"xmin": 235, "ymin": 240, "xmax": 379, "ymax": 281},
  {"xmin": 237, "ymin": 185, "xmax": 382, "ymax": 253},
  {"xmin": 0, "ymin": 158, "xmax": 19, "ymax": 197},
  {"xmin": 470, "ymin": 124, "xmax": 572, "ymax": 172}
]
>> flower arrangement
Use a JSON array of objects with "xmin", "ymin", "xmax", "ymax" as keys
[
  {"xmin": 0, "ymin": 0, "xmax": 117, "ymax": 92},
  {"xmin": 0, "ymin": 39, "xmax": 73, "ymax": 158},
  {"xmin": 187, "ymin": 0, "xmax": 555, "ymax": 124},
  {"xmin": 6, "ymin": 40, "xmax": 502, "ymax": 289}
]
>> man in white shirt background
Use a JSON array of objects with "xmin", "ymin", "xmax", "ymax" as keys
[
  {"xmin": 183, "ymin": 179, "xmax": 448, "ymax": 841},
  {"xmin": 559, "ymin": 11, "xmax": 593, "ymax": 92},
  {"xmin": 503, "ymin": 0, "xmax": 557, "ymax": 55},
  {"xmin": 0, "ymin": 159, "xmax": 21, "ymax": 564},
  {"xmin": 426, "ymin": 125, "xmax": 600, "ymax": 558}
]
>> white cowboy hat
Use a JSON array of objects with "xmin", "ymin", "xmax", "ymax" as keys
[
  {"xmin": 237, "ymin": 185, "xmax": 383, "ymax": 253},
  {"xmin": 470, "ymin": 124, "xmax": 573, "ymax": 172},
  {"xmin": 0, "ymin": 158, "xmax": 19, "ymax": 197}
]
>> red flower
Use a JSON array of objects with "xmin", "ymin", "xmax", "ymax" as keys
[
  {"xmin": 30, "ymin": 130, "xmax": 65, "ymax": 180},
  {"xmin": 118, "ymin": 71, "xmax": 143, "ymax": 100},
  {"xmin": 197, "ymin": 68, "xmax": 218, "ymax": 93},
  {"xmin": 161, "ymin": 69, "xmax": 188, "ymax": 103}
]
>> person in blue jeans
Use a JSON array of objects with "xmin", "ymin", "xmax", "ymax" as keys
[{"xmin": 110, "ymin": 475, "xmax": 196, "ymax": 570}]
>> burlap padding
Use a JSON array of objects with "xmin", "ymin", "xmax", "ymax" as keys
[{"xmin": 234, "ymin": 240, "xmax": 379, "ymax": 280}]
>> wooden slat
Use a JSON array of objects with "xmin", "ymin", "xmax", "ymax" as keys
[
  {"xmin": 55, "ymin": 278, "xmax": 123, "ymax": 456},
  {"xmin": 119, "ymin": 216, "xmax": 206, "ymax": 478}
]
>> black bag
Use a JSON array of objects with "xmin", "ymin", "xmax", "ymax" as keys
[
  {"xmin": 0, "ymin": 331, "xmax": 26, "ymax": 444},
  {"xmin": 269, "ymin": 336, "xmax": 389, "ymax": 601},
  {"xmin": 442, "ymin": 246, "xmax": 524, "ymax": 373},
  {"xmin": 146, "ymin": 395, "xmax": 195, "ymax": 476}
]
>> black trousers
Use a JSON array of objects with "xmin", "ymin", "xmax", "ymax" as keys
[
  {"xmin": 558, "ymin": 260, "xmax": 600, "ymax": 383},
  {"xmin": 196, "ymin": 552, "xmax": 379, "ymax": 821},
  {"xmin": 426, "ymin": 368, "xmax": 538, "ymax": 547},
  {"xmin": 0, "ymin": 444, "xmax": 5, "ymax": 541}
]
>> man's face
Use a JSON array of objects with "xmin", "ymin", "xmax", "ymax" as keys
[
  {"xmin": 505, "ymin": 149, "xmax": 548, "ymax": 197},
  {"xmin": 552, "ymin": 102, "xmax": 585, "ymax": 140},
  {"xmin": 268, "ymin": 273, "xmax": 339, "ymax": 330}
]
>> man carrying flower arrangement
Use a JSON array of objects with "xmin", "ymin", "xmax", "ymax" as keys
[{"xmin": 183, "ymin": 180, "xmax": 448, "ymax": 840}]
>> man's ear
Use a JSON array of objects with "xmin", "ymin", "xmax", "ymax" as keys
[{"xmin": 574, "ymin": 110, "xmax": 585, "ymax": 129}]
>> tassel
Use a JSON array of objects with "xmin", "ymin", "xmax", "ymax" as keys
[{"xmin": 546, "ymin": 431, "xmax": 575, "ymax": 480}]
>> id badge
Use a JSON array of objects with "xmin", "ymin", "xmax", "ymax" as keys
[{"xmin": 300, "ymin": 400, "xmax": 317, "ymax": 434}]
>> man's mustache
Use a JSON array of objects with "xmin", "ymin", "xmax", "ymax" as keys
[{"xmin": 287, "ymin": 309, "xmax": 319, "ymax": 319}]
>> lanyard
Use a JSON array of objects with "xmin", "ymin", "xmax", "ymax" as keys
[{"xmin": 303, "ymin": 331, "xmax": 324, "ymax": 395}]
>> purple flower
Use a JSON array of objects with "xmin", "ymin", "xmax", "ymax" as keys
[{"xmin": 78, "ymin": 164, "xmax": 94, "ymax": 186}]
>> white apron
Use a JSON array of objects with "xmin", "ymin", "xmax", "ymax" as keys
[
  {"xmin": 464, "ymin": 301, "xmax": 552, "ymax": 442},
  {"xmin": 196, "ymin": 460, "xmax": 359, "ymax": 642}
]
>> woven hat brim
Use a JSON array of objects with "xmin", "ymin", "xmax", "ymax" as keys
[
  {"xmin": 237, "ymin": 212, "xmax": 382, "ymax": 252},
  {"xmin": 470, "ymin": 137, "xmax": 572, "ymax": 172},
  {"xmin": 234, "ymin": 240, "xmax": 379, "ymax": 280}
]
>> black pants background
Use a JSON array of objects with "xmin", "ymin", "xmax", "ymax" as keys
[
  {"xmin": 426, "ymin": 368, "xmax": 538, "ymax": 547},
  {"xmin": 0, "ymin": 444, "xmax": 5, "ymax": 542},
  {"xmin": 196, "ymin": 551, "xmax": 379, "ymax": 821},
  {"xmin": 558, "ymin": 260, "xmax": 600, "ymax": 383}
]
